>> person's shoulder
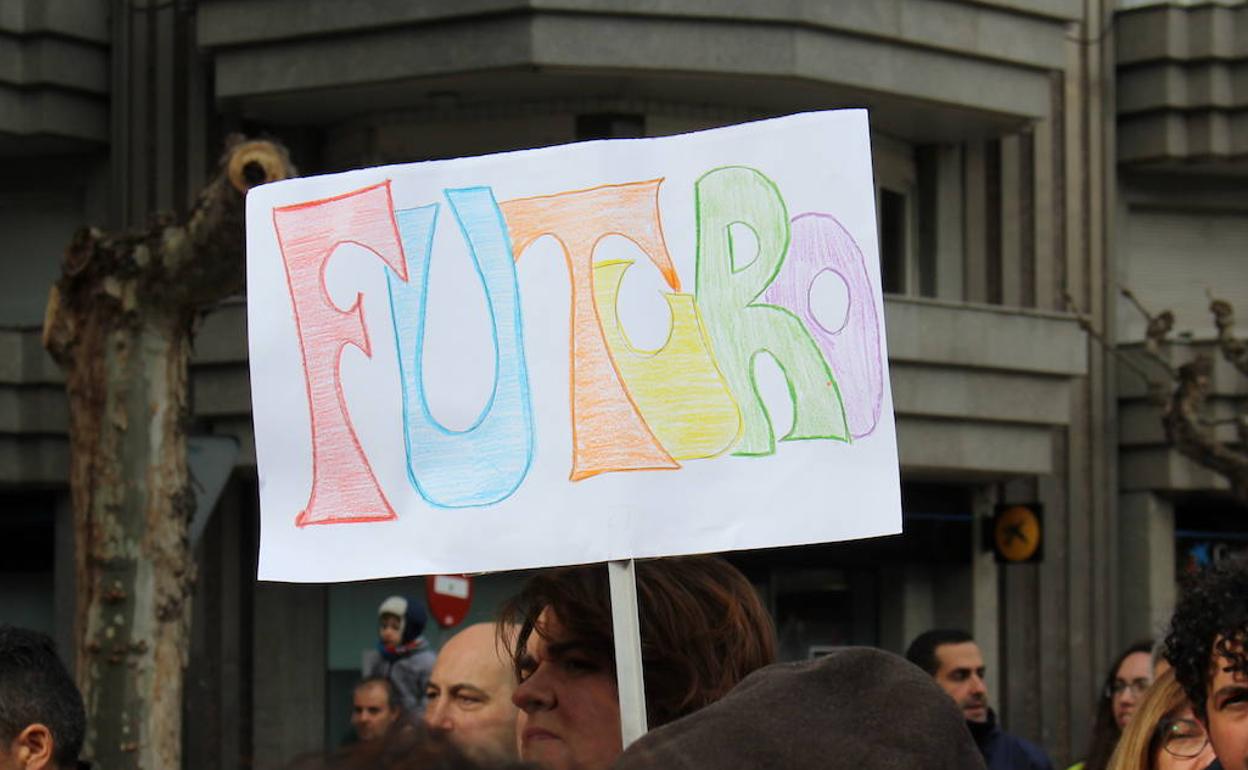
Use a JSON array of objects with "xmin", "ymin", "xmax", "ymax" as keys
[
  {"xmin": 998, "ymin": 730, "xmax": 1053, "ymax": 770},
  {"xmin": 400, "ymin": 645, "xmax": 436, "ymax": 665}
]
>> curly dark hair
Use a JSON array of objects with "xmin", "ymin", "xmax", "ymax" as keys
[{"xmin": 1164, "ymin": 560, "xmax": 1248, "ymax": 721}]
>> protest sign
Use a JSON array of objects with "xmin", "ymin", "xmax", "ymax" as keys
[{"xmin": 246, "ymin": 109, "xmax": 900, "ymax": 583}]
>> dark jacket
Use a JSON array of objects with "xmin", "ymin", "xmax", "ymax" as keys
[
  {"xmin": 968, "ymin": 710, "xmax": 1054, "ymax": 770},
  {"xmin": 613, "ymin": 647, "xmax": 986, "ymax": 770}
]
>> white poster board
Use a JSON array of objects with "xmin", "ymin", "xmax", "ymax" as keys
[{"xmin": 246, "ymin": 109, "xmax": 901, "ymax": 582}]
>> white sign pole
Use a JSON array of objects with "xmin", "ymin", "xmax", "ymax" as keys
[{"xmin": 608, "ymin": 559, "xmax": 648, "ymax": 746}]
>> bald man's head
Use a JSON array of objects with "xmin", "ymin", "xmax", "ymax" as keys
[{"xmin": 423, "ymin": 623, "xmax": 520, "ymax": 763}]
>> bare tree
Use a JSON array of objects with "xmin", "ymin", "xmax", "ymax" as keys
[
  {"xmin": 1067, "ymin": 290, "xmax": 1248, "ymax": 503},
  {"xmin": 42, "ymin": 138, "xmax": 293, "ymax": 770}
]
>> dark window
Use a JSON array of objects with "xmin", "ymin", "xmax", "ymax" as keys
[
  {"xmin": 1174, "ymin": 495, "xmax": 1248, "ymax": 576},
  {"xmin": 576, "ymin": 114, "xmax": 645, "ymax": 141},
  {"xmin": 0, "ymin": 493, "xmax": 56, "ymax": 634},
  {"xmin": 879, "ymin": 188, "xmax": 908, "ymax": 294},
  {"xmin": 985, "ymin": 139, "xmax": 1003, "ymax": 305}
]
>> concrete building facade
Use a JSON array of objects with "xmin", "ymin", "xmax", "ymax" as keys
[{"xmin": 0, "ymin": 0, "xmax": 1244, "ymax": 766}]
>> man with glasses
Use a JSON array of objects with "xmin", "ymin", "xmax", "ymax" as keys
[
  {"xmin": 907, "ymin": 629, "xmax": 1054, "ymax": 770},
  {"xmin": 1164, "ymin": 560, "xmax": 1248, "ymax": 770}
]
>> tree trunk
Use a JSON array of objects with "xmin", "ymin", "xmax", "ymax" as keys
[{"xmin": 43, "ymin": 138, "xmax": 293, "ymax": 770}]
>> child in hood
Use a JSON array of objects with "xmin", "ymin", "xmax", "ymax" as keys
[{"xmin": 363, "ymin": 595, "xmax": 437, "ymax": 716}]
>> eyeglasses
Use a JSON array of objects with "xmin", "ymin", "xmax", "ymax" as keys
[
  {"xmin": 1104, "ymin": 677, "xmax": 1151, "ymax": 699},
  {"xmin": 1158, "ymin": 717, "xmax": 1209, "ymax": 759}
]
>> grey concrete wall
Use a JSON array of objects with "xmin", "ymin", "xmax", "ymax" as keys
[
  {"xmin": 252, "ymin": 584, "xmax": 326, "ymax": 768},
  {"xmin": 1118, "ymin": 491, "xmax": 1176, "ymax": 644},
  {"xmin": 0, "ymin": 0, "xmax": 108, "ymax": 153},
  {"xmin": 1116, "ymin": 2, "xmax": 1248, "ymax": 167},
  {"xmin": 0, "ymin": 327, "xmax": 67, "ymax": 485},
  {"xmin": 0, "ymin": 157, "xmax": 109, "ymax": 326},
  {"xmin": 198, "ymin": 0, "xmax": 1069, "ymax": 138}
]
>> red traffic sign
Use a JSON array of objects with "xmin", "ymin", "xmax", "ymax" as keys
[{"xmin": 427, "ymin": 574, "xmax": 473, "ymax": 628}]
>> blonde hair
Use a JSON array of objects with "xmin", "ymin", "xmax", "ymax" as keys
[{"xmin": 1105, "ymin": 668, "xmax": 1193, "ymax": 770}]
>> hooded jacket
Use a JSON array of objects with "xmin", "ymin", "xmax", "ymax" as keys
[
  {"xmin": 612, "ymin": 647, "xmax": 987, "ymax": 770},
  {"xmin": 363, "ymin": 596, "xmax": 436, "ymax": 716}
]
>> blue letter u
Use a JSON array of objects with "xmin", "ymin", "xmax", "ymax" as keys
[{"xmin": 386, "ymin": 187, "xmax": 534, "ymax": 507}]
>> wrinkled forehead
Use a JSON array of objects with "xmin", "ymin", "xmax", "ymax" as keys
[{"xmin": 436, "ymin": 627, "xmax": 516, "ymax": 688}]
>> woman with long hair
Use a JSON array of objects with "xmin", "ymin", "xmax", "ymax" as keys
[
  {"xmin": 1105, "ymin": 667, "xmax": 1216, "ymax": 770},
  {"xmin": 1070, "ymin": 641, "xmax": 1156, "ymax": 770}
]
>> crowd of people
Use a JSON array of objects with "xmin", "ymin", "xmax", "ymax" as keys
[{"xmin": 2, "ymin": 556, "xmax": 1245, "ymax": 770}]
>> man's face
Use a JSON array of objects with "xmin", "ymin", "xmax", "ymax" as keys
[
  {"xmin": 511, "ymin": 608, "xmax": 622, "ymax": 770},
  {"xmin": 351, "ymin": 682, "xmax": 400, "ymax": 741},
  {"xmin": 933, "ymin": 641, "xmax": 989, "ymax": 723},
  {"xmin": 424, "ymin": 623, "xmax": 520, "ymax": 763},
  {"xmin": 1204, "ymin": 641, "xmax": 1248, "ymax": 770}
]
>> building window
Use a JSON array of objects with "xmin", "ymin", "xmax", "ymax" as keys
[
  {"xmin": 873, "ymin": 132, "xmax": 940, "ymax": 299},
  {"xmin": 0, "ymin": 493, "xmax": 56, "ymax": 635},
  {"xmin": 878, "ymin": 188, "xmax": 909, "ymax": 294},
  {"xmin": 576, "ymin": 113, "xmax": 645, "ymax": 140}
]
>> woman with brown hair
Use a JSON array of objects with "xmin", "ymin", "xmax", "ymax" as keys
[
  {"xmin": 1071, "ymin": 641, "xmax": 1157, "ymax": 770},
  {"xmin": 498, "ymin": 555, "xmax": 777, "ymax": 770},
  {"xmin": 1105, "ymin": 667, "xmax": 1216, "ymax": 770}
]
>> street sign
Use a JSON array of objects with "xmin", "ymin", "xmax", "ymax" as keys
[
  {"xmin": 426, "ymin": 574, "xmax": 473, "ymax": 628},
  {"xmin": 993, "ymin": 504, "xmax": 1043, "ymax": 563}
]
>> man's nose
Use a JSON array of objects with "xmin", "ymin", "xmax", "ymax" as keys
[
  {"xmin": 970, "ymin": 674, "xmax": 987, "ymax": 695},
  {"xmin": 425, "ymin": 700, "xmax": 453, "ymax": 730}
]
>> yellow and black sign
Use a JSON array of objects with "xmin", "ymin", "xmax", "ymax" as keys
[{"xmin": 993, "ymin": 504, "xmax": 1043, "ymax": 563}]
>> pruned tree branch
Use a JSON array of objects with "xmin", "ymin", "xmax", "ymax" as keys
[
  {"xmin": 42, "ymin": 136, "xmax": 293, "ymax": 770},
  {"xmin": 1210, "ymin": 294, "xmax": 1248, "ymax": 378},
  {"xmin": 1162, "ymin": 354, "xmax": 1248, "ymax": 502},
  {"xmin": 1120, "ymin": 286, "xmax": 1178, "ymax": 373},
  {"xmin": 1076, "ymin": 286, "xmax": 1248, "ymax": 504},
  {"xmin": 1063, "ymin": 290, "xmax": 1171, "ymax": 405}
]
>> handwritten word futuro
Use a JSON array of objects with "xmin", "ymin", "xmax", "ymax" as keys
[{"xmin": 271, "ymin": 166, "xmax": 884, "ymax": 526}]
